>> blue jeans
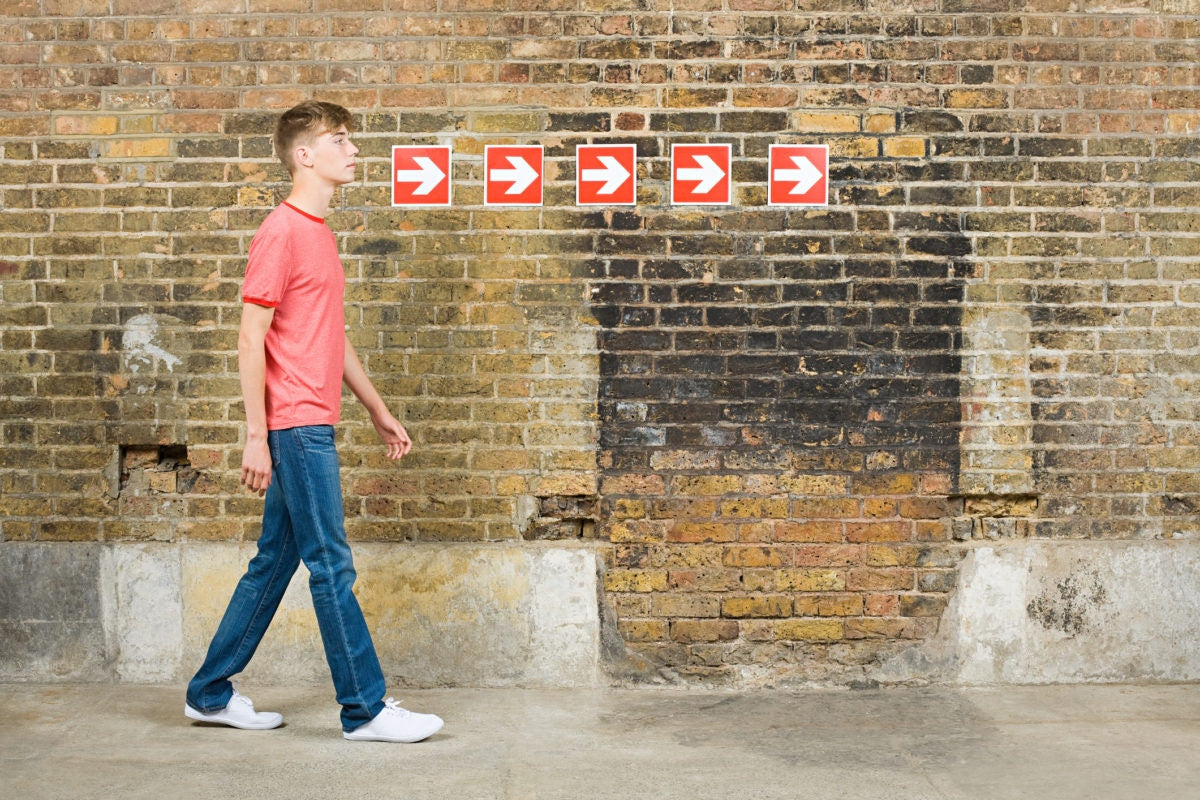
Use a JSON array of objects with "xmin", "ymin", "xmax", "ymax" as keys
[{"xmin": 186, "ymin": 425, "xmax": 386, "ymax": 731}]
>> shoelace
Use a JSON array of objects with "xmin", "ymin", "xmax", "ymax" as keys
[
  {"xmin": 229, "ymin": 690, "xmax": 255, "ymax": 711},
  {"xmin": 381, "ymin": 697, "xmax": 413, "ymax": 717}
]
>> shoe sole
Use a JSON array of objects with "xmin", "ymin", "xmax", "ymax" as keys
[
  {"xmin": 343, "ymin": 718, "xmax": 444, "ymax": 743},
  {"xmin": 184, "ymin": 704, "xmax": 284, "ymax": 730}
]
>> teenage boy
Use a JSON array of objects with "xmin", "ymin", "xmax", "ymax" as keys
[{"xmin": 184, "ymin": 101, "xmax": 443, "ymax": 744}]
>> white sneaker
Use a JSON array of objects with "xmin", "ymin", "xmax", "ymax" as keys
[
  {"xmin": 343, "ymin": 698, "xmax": 443, "ymax": 743},
  {"xmin": 185, "ymin": 689, "xmax": 283, "ymax": 730}
]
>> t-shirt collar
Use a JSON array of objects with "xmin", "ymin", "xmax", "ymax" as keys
[{"xmin": 282, "ymin": 201, "xmax": 325, "ymax": 223}]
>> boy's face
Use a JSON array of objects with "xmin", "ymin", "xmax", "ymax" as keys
[{"xmin": 297, "ymin": 125, "xmax": 358, "ymax": 185}]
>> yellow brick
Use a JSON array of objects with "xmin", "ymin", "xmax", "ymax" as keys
[
  {"xmin": 792, "ymin": 112, "xmax": 860, "ymax": 133},
  {"xmin": 866, "ymin": 545, "xmax": 920, "ymax": 567},
  {"xmin": 667, "ymin": 521, "xmax": 739, "ymax": 543},
  {"xmin": 603, "ymin": 520, "xmax": 667, "ymax": 543},
  {"xmin": 722, "ymin": 546, "xmax": 788, "ymax": 568},
  {"xmin": 120, "ymin": 115, "xmax": 158, "ymax": 134},
  {"xmin": 864, "ymin": 499, "xmax": 896, "ymax": 518},
  {"xmin": 238, "ymin": 187, "xmax": 274, "ymax": 207},
  {"xmin": 618, "ymin": 620, "xmax": 668, "ymax": 642},
  {"xmin": 777, "ymin": 569, "xmax": 844, "ymax": 592},
  {"xmin": 775, "ymin": 619, "xmax": 844, "ymax": 641},
  {"xmin": 777, "ymin": 474, "xmax": 846, "ymax": 495},
  {"xmin": 103, "ymin": 138, "xmax": 170, "ymax": 159},
  {"xmin": 604, "ymin": 569, "xmax": 669, "ymax": 593},
  {"xmin": 531, "ymin": 472, "xmax": 597, "ymax": 496},
  {"xmin": 719, "ymin": 498, "xmax": 763, "ymax": 518},
  {"xmin": 795, "ymin": 595, "xmax": 863, "ymax": 617},
  {"xmin": 54, "ymin": 115, "xmax": 119, "ymax": 136},
  {"xmin": 883, "ymin": 137, "xmax": 926, "ymax": 158},
  {"xmin": 611, "ymin": 499, "xmax": 647, "ymax": 519},
  {"xmin": 846, "ymin": 521, "xmax": 911, "ymax": 543},
  {"xmin": 670, "ymin": 619, "xmax": 739, "ymax": 643},
  {"xmin": 721, "ymin": 595, "xmax": 792, "ymax": 618},
  {"xmin": 864, "ymin": 113, "xmax": 897, "ymax": 133},
  {"xmin": 829, "ymin": 137, "xmax": 879, "ymax": 158},
  {"xmin": 672, "ymin": 475, "xmax": 742, "ymax": 495},
  {"xmin": 653, "ymin": 594, "xmax": 721, "ymax": 618},
  {"xmin": 854, "ymin": 473, "xmax": 919, "ymax": 495},
  {"xmin": 471, "ymin": 113, "xmax": 543, "ymax": 133}
]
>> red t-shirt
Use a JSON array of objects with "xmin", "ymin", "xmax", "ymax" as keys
[{"xmin": 241, "ymin": 202, "xmax": 346, "ymax": 430}]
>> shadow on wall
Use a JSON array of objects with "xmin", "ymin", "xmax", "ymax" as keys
[{"xmin": 588, "ymin": 147, "xmax": 970, "ymax": 683}]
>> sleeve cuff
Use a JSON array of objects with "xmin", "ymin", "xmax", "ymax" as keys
[{"xmin": 242, "ymin": 296, "xmax": 278, "ymax": 308}]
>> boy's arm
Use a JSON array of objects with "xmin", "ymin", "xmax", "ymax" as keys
[
  {"xmin": 343, "ymin": 334, "xmax": 412, "ymax": 460},
  {"xmin": 238, "ymin": 302, "xmax": 276, "ymax": 495}
]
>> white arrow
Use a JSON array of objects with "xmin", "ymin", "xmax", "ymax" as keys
[
  {"xmin": 490, "ymin": 155, "xmax": 539, "ymax": 195},
  {"xmin": 394, "ymin": 156, "xmax": 446, "ymax": 195},
  {"xmin": 581, "ymin": 155, "xmax": 631, "ymax": 195},
  {"xmin": 676, "ymin": 154, "xmax": 725, "ymax": 194},
  {"xmin": 774, "ymin": 155, "xmax": 822, "ymax": 195}
]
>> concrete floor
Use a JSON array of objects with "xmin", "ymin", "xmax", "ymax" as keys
[{"xmin": 2, "ymin": 683, "xmax": 1198, "ymax": 799}]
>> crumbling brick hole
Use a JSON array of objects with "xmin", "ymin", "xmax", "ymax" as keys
[
  {"xmin": 118, "ymin": 444, "xmax": 196, "ymax": 495},
  {"xmin": 523, "ymin": 495, "xmax": 599, "ymax": 541}
]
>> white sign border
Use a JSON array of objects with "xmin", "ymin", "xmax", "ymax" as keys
[
  {"xmin": 483, "ymin": 144, "xmax": 545, "ymax": 207},
  {"xmin": 390, "ymin": 144, "xmax": 453, "ymax": 208},
  {"xmin": 576, "ymin": 143, "xmax": 638, "ymax": 207},
  {"xmin": 767, "ymin": 143, "xmax": 829, "ymax": 207},
  {"xmin": 670, "ymin": 142, "xmax": 733, "ymax": 206}
]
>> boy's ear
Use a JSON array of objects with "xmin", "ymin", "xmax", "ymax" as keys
[{"xmin": 292, "ymin": 143, "xmax": 313, "ymax": 169}]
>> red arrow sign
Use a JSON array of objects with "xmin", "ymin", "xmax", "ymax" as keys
[
  {"xmin": 577, "ymin": 144, "xmax": 636, "ymax": 206},
  {"xmin": 671, "ymin": 143, "xmax": 731, "ymax": 205},
  {"xmin": 484, "ymin": 145, "xmax": 544, "ymax": 206},
  {"xmin": 392, "ymin": 145, "xmax": 451, "ymax": 206},
  {"xmin": 768, "ymin": 144, "xmax": 828, "ymax": 206}
]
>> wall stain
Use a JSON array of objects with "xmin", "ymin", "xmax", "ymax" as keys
[{"xmin": 1026, "ymin": 570, "xmax": 1109, "ymax": 636}]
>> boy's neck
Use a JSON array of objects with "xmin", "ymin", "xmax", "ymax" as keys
[{"xmin": 283, "ymin": 177, "xmax": 335, "ymax": 220}]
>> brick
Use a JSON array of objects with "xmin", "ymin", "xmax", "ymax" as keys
[
  {"xmin": 670, "ymin": 619, "xmax": 739, "ymax": 643},
  {"xmin": 774, "ymin": 619, "xmax": 843, "ymax": 641},
  {"xmin": 619, "ymin": 620, "xmax": 668, "ymax": 642},
  {"xmin": 847, "ymin": 569, "xmax": 915, "ymax": 592},
  {"xmin": 722, "ymin": 546, "xmax": 788, "ymax": 568},
  {"xmin": 775, "ymin": 521, "xmax": 843, "ymax": 543},
  {"xmin": 794, "ymin": 594, "xmax": 862, "ymax": 617},
  {"xmin": 653, "ymin": 594, "xmax": 720, "ymax": 618},
  {"xmin": 102, "ymin": 138, "xmax": 171, "ymax": 159},
  {"xmin": 53, "ymin": 114, "xmax": 119, "ymax": 135},
  {"xmin": 666, "ymin": 522, "xmax": 739, "ymax": 544},
  {"xmin": 776, "ymin": 569, "xmax": 843, "ymax": 592},
  {"xmin": 603, "ymin": 569, "xmax": 668, "ymax": 593},
  {"xmin": 721, "ymin": 595, "xmax": 791, "ymax": 618}
]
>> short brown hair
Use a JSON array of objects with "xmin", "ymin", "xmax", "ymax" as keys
[{"xmin": 273, "ymin": 101, "xmax": 354, "ymax": 175}]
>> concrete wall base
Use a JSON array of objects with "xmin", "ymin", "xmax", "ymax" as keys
[
  {"xmin": 4, "ymin": 540, "xmax": 1199, "ymax": 686},
  {"xmin": 884, "ymin": 540, "xmax": 1200, "ymax": 684},
  {"xmin": 0, "ymin": 542, "xmax": 601, "ymax": 688}
]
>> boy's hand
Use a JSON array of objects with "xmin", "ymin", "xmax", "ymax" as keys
[
  {"xmin": 241, "ymin": 436, "xmax": 272, "ymax": 496},
  {"xmin": 371, "ymin": 410, "xmax": 412, "ymax": 460}
]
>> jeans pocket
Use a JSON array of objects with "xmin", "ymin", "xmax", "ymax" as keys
[
  {"xmin": 267, "ymin": 431, "xmax": 282, "ymax": 469},
  {"xmin": 296, "ymin": 425, "xmax": 336, "ymax": 451}
]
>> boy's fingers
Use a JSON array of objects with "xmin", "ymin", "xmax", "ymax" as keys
[{"xmin": 242, "ymin": 465, "xmax": 271, "ymax": 493}]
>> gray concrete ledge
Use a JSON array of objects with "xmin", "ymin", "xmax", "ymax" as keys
[
  {"xmin": 2, "ymin": 683, "xmax": 1198, "ymax": 800},
  {"xmin": 0, "ymin": 541, "xmax": 600, "ymax": 687},
  {"xmin": 888, "ymin": 540, "xmax": 1200, "ymax": 685},
  {"xmin": 4, "ymin": 539, "xmax": 1200, "ymax": 687}
]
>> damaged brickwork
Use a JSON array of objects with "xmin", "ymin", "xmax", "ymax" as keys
[{"xmin": 2, "ymin": 2, "xmax": 1199, "ymax": 685}]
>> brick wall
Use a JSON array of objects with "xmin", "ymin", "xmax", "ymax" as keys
[{"xmin": 2, "ymin": 1, "xmax": 1199, "ymax": 685}]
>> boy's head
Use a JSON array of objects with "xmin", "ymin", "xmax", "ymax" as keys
[{"xmin": 274, "ymin": 101, "xmax": 355, "ymax": 176}]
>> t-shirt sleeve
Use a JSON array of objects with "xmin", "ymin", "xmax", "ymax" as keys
[{"xmin": 241, "ymin": 220, "xmax": 291, "ymax": 308}]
